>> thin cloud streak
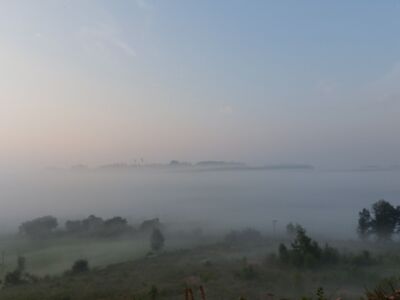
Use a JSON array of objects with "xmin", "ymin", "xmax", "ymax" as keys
[{"xmin": 78, "ymin": 25, "xmax": 136, "ymax": 59}]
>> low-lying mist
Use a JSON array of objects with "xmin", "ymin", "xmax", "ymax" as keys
[{"xmin": 1, "ymin": 168, "xmax": 399, "ymax": 238}]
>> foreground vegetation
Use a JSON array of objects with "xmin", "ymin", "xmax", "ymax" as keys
[
  {"xmin": 2, "ymin": 199, "xmax": 400, "ymax": 299},
  {"xmin": 2, "ymin": 232, "xmax": 400, "ymax": 300}
]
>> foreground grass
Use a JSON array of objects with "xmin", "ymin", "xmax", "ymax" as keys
[
  {"xmin": 0, "ymin": 234, "xmax": 211, "ymax": 276},
  {"xmin": 1, "ymin": 240, "xmax": 399, "ymax": 300}
]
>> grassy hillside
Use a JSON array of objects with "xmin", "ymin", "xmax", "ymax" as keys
[
  {"xmin": 1, "ymin": 239, "xmax": 399, "ymax": 300},
  {"xmin": 0, "ymin": 233, "xmax": 210, "ymax": 276}
]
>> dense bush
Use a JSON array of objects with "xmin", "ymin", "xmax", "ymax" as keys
[
  {"xmin": 71, "ymin": 259, "xmax": 89, "ymax": 274},
  {"xmin": 278, "ymin": 225, "xmax": 339, "ymax": 268},
  {"xmin": 4, "ymin": 270, "xmax": 23, "ymax": 286},
  {"xmin": 4, "ymin": 256, "xmax": 38, "ymax": 287}
]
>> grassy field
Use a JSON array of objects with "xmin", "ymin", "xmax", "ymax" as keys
[
  {"xmin": 1, "ymin": 237, "xmax": 400, "ymax": 300},
  {"xmin": 0, "ymin": 233, "xmax": 211, "ymax": 276}
]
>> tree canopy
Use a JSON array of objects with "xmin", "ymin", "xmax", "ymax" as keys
[
  {"xmin": 357, "ymin": 199, "xmax": 400, "ymax": 241},
  {"xmin": 278, "ymin": 225, "xmax": 339, "ymax": 268},
  {"xmin": 19, "ymin": 216, "xmax": 58, "ymax": 238}
]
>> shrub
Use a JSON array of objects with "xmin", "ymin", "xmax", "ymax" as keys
[
  {"xmin": 4, "ymin": 269, "xmax": 38, "ymax": 287},
  {"xmin": 71, "ymin": 259, "xmax": 89, "ymax": 274},
  {"xmin": 366, "ymin": 277, "xmax": 400, "ymax": 300},
  {"xmin": 278, "ymin": 225, "xmax": 338, "ymax": 268},
  {"xmin": 4, "ymin": 270, "xmax": 22, "ymax": 286},
  {"xmin": 3, "ymin": 255, "xmax": 37, "ymax": 287}
]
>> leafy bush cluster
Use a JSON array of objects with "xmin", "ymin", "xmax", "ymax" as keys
[
  {"xmin": 19, "ymin": 215, "xmax": 164, "ymax": 240},
  {"xmin": 71, "ymin": 259, "xmax": 90, "ymax": 274},
  {"xmin": 278, "ymin": 225, "xmax": 339, "ymax": 268},
  {"xmin": 4, "ymin": 256, "xmax": 38, "ymax": 287},
  {"xmin": 280, "ymin": 225, "xmax": 376, "ymax": 269}
]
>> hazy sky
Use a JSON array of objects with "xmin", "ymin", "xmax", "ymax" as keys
[{"xmin": 1, "ymin": 1, "xmax": 400, "ymax": 168}]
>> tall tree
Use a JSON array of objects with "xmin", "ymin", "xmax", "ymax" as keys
[
  {"xmin": 357, "ymin": 208, "xmax": 371, "ymax": 240},
  {"xmin": 371, "ymin": 199, "xmax": 398, "ymax": 241}
]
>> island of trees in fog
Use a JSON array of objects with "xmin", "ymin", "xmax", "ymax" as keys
[{"xmin": 49, "ymin": 160, "xmax": 315, "ymax": 173}]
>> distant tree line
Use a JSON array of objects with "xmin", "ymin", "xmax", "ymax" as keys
[
  {"xmin": 19, "ymin": 215, "xmax": 163, "ymax": 239},
  {"xmin": 357, "ymin": 199, "xmax": 400, "ymax": 241},
  {"xmin": 19, "ymin": 216, "xmax": 58, "ymax": 239},
  {"xmin": 65, "ymin": 215, "xmax": 130, "ymax": 237}
]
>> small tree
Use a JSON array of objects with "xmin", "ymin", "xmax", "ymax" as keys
[
  {"xmin": 371, "ymin": 199, "xmax": 398, "ymax": 241},
  {"xmin": 286, "ymin": 222, "xmax": 296, "ymax": 237},
  {"xmin": 151, "ymin": 228, "xmax": 165, "ymax": 252},
  {"xmin": 358, "ymin": 200, "xmax": 399, "ymax": 241},
  {"xmin": 278, "ymin": 225, "xmax": 338, "ymax": 268},
  {"xmin": 71, "ymin": 259, "xmax": 89, "ymax": 274},
  {"xmin": 358, "ymin": 208, "xmax": 371, "ymax": 240},
  {"xmin": 290, "ymin": 225, "xmax": 322, "ymax": 267}
]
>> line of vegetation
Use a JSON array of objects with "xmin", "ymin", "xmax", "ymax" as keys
[{"xmin": 19, "ymin": 215, "xmax": 163, "ymax": 239}]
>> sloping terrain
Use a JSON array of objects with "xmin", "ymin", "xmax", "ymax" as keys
[{"xmin": 0, "ymin": 241, "xmax": 395, "ymax": 300}]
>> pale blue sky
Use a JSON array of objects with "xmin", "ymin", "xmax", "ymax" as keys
[{"xmin": 1, "ymin": 1, "xmax": 400, "ymax": 168}]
